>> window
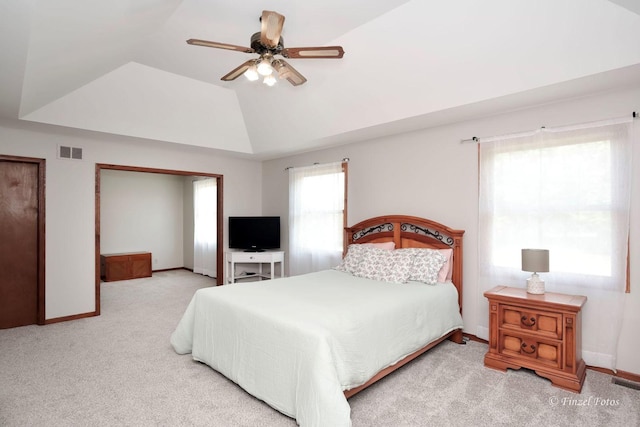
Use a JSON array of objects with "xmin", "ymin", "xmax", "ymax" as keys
[
  {"xmin": 485, "ymin": 139, "xmax": 623, "ymax": 280},
  {"xmin": 477, "ymin": 118, "xmax": 632, "ymax": 370},
  {"xmin": 193, "ymin": 178, "xmax": 217, "ymax": 277},
  {"xmin": 479, "ymin": 120, "xmax": 632, "ymax": 290},
  {"xmin": 288, "ymin": 162, "xmax": 347, "ymax": 275}
]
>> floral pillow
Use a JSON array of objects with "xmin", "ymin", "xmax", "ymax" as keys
[
  {"xmin": 352, "ymin": 247, "xmax": 414, "ymax": 283},
  {"xmin": 398, "ymin": 248, "xmax": 447, "ymax": 285},
  {"xmin": 334, "ymin": 244, "xmax": 367, "ymax": 273},
  {"xmin": 334, "ymin": 242, "xmax": 395, "ymax": 273},
  {"xmin": 336, "ymin": 245, "xmax": 447, "ymax": 285}
]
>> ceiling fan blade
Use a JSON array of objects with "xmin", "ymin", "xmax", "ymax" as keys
[
  {"xmin": 187, "ymin": 39, "xmax": 254, "ymax": 54},
  {"xmin": 281, "ymin": 46, "xmax": 345, "ymax": 59},
  {"xmin": 272, "ymin": 59, "xmax": 307, "ymax": 86},
  {"xmin": 260, "ymin": 10, "xmax": 285, "ymax": 48},
  {"xmin": 221, "ymin": 60, "xmax": 257, "ymax": 81}
]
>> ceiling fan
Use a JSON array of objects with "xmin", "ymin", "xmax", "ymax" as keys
[{"xmin": 187, "ymin": 10, "xmax": 345, "ymax": 87}]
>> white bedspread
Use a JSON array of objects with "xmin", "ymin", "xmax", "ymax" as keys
[{"xmin": 171, "ymin": 269, "xmax": 463, "ymax": 427}]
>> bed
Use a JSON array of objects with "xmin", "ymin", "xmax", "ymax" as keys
[{"xmin": 171, "ymin": 215, "xmax": 465, "ymax": 427}]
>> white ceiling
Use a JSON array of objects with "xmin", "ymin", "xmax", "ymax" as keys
[{"xmin": 2, "ymin": 0, "xmax": 640, "ymax": 159}]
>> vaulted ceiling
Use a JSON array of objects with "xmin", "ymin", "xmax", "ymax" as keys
[{"xmin": 2, "ymin": 1, "xmax": 640, "ymax": 159}]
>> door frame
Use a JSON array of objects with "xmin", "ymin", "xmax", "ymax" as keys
[
  {"xmin": 0, "ymin": 155, "xmax": 46, "ymax": 325},
  {"xmin": 95, "ymin": 163, "xmax": 224, "ymax": 315}
]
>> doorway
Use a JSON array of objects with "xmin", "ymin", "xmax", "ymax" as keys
[
  {"xmin": 95, "ymin": 164, "xmax": 223, "ymax": 316},
  {"xmin": 0, "ymin": 155, "xmax": 46, "ymax": 328}
]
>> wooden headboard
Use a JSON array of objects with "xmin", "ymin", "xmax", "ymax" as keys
[{"xmin": 344, "ymin": 215, "xmax": 465, "ymax": 312}]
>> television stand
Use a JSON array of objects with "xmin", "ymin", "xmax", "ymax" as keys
[{"xmin": 225, "ymin": 251, "xmax": 285, "ymax": 284}]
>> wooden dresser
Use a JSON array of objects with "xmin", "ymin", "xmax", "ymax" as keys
[
  {"xmin": 100, "ymin": 252, "xmax": 152, "ymax": 282},
  {"xmin": 484, "ymin": 285, "xmax": 587, "ymax": 392}
]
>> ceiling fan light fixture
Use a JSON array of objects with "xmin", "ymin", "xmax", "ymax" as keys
[
  {"xmin": 244, "ymin": 66, "xmax": 259, "ymax": 81},
  {"xmin": 263, "ymin": 74, "xmax": 277, "ymax": 86},
  {"xmin": 257, "ymin": 58, "xmax": 274, "ymax": 76}
]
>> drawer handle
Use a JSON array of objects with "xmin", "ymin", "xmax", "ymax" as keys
[
  {"xmin": 521, "ymin": 342, "xmax": 536, "ymax": 354},
  {"xmin": 521, "ymin": 316, "xmax": 536, "ymax": 327}
]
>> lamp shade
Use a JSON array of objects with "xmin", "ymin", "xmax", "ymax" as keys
[{"xmin": 521, "ymin": 249, "xmax": 549, "ymax": 273}]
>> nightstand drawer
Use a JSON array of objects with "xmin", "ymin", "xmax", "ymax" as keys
[
  {"xmin": 230, "ymin": 252, "xmax": 284, "ymax": 263},
  {"xmin": 500, "ymin": 331, "xmax": 562, "ymax": 369},
  {"xmin": 500, "ymin": 304, "xmax": 563, "ymax": 340}
]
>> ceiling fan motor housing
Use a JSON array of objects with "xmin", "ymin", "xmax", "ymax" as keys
[{"xmin": 250, "ymin": 32, "xmax": 284, "ymax": 55}]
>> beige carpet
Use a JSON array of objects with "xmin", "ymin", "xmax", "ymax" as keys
[{"xmin": 1, "ymin": 269, "xmax": 638, "ymax": 426}]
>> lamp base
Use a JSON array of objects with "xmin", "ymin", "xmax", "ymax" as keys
[{"xmin": 526, "ymin": 273, "xmax": 545, "ymax": 294}]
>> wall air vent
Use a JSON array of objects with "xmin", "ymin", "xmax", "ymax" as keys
[
  {"xmin": 58, "ymin": 145, "xmax": 83, "ymax": 160},
  {"xmin": 71, "ymin": 147, "xmax": 83, "ymax": 160}
]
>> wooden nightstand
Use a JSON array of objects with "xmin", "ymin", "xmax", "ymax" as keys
[{"xmin": 484, "ymin": 286, "xmax": 587, "ymax": 393}]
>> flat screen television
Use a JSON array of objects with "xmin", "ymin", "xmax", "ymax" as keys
[{"xmin": 228, "ymin": 216, "xmax": 281, "ymax": 252}]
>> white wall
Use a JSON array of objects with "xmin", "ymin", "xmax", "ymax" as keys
[
  {"xmin": 262, "ymin": 85, "xmax": 640, "ymax": 375},
  {"xmin": 100, "ymin": 170, "xmax": 185, "ymax": 270},
  {"xmin": 0, "ymin": 119, "xmax": 262, "ymax": 320}
]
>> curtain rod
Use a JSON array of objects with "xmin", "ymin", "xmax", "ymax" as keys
[
  {"xmin": 461, "ymin": 111, "xmax": 637, "ymax": 143},
  {"xmin": 284, "ymin": 158, "xmax": 349, "ymax": 171}
]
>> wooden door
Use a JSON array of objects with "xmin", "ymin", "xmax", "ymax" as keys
[{"xmin": 0, "ymin": 156, "xmax": 45, "ymax": 328}]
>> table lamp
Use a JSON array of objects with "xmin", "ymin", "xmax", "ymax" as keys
[{"xmin": 521, "ymin": 249, "xmax": 549, "ymax": 294}]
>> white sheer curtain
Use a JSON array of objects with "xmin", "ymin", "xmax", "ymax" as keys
[
  {"xmin": 193, "ymin": 178, "xmax": 217, "ymax": 278},
  {"xmin": 477, "ymin": 118, "xmax": 633, "ymax": 370},
  {"xmin": 289, "ymin": 162, "xmax": 345, "ymax": 276}
]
